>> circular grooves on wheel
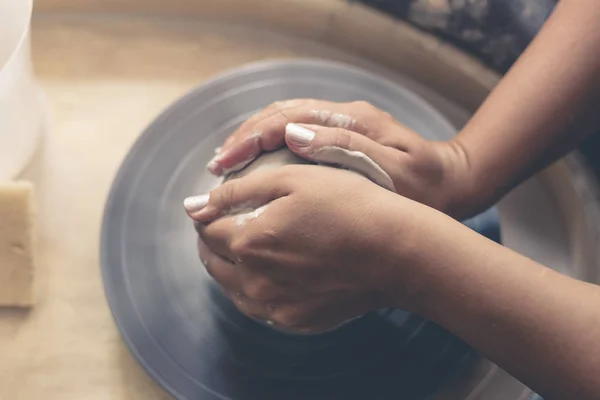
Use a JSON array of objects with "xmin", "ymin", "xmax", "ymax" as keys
[{"xmin": 100, "ymin": 59, "xmax": 501, "ymax": 400}]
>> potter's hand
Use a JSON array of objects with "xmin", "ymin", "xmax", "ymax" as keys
[
  {"xmin": 186, "ymin": 165, "xmax": 417, "ymax": 333},
  {"xmin": 207, "ymin": 99, "xmax": 472, "ymax": 219}
]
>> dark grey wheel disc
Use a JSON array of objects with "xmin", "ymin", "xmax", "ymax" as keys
[{"xmin": 101, "ymin": 59, "xmax": 501, "ymax": 400}]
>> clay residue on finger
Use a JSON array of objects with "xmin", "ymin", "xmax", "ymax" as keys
[
  {"xmin": 224, "ymin": 201, "xmax": 260, "ymax": 217},
  {"xmin": 218, "ymin": 198, "xmax": 268, "ymax": 227},
  {"xmin": 312, "ymin": 146, "xmax": 396, "ymax": 192},
  {"xmin": 310, "ymin": 110, "xmax": 356, "ymax": 130},
  {"xmin": 235, "ymin": 205, "xmax": 268, "ymax": 226}
]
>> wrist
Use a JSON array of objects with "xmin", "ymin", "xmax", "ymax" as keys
[
  {"xmin": 436, "ymin": 138, "xmax": 485, "ymax": 220},
  {"xmin": 377, "ymin": 202, "xmax": 485, "ymax": 315},
  {"xmin": 374, "ymin": 199, "xmax": 447, "ymax": 312}
]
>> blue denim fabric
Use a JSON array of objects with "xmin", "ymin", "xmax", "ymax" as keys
[{"xmin": 462, "ymin": 207, "xmax": 501, "ymax": 244}]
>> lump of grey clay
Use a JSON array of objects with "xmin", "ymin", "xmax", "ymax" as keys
[
  {"xmin": 225, "ymin": 148, "xmax": 311, "ymax": 182},
  {"xmin": 225, "ymin": 146, "xmax": 394, "ymax": 192}
]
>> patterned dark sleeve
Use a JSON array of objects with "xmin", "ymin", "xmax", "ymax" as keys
[{"xmin": 357, "ymin": 0, "xmax": 556, "ymax": 73}]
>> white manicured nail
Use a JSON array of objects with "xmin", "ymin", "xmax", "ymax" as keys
[
  {"xmin": 206, "ymin": 151, "xmax": 225, "ymax": 175},
  {"xmin": 286, "ymin": 123, "xmax": 315, "ymax": 147},
  {"xmin": 207, "ymin": 159, "xmax": 222, "ymax": 175},
  {"xmin": 183, "ymin": 194, "xmax": 210, "ymax": 213}
]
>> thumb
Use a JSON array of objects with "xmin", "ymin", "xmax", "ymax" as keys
[{"xmin": 285, "ymin": 123, "xmax": 397, "ymax": 192}]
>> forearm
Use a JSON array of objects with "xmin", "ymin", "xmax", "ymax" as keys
[
  {"xmin": 394, "ymin": 211, "xmax": 600, "ymax": 399},
  {"xmin": 451, "ymin": 0, "xmax": 600, "ymax": 217}
]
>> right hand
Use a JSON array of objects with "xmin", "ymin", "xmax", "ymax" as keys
[
  {"xmin": 187, "ymin": 163, "xmax": 464, "ymax": 332},
  {"xmin": 207, "ymin": 99, "xmax": 476, "ymax": 219}
]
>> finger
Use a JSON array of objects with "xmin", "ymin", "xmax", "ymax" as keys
[
  {"xmin": 219, "ymin": 99, "xmax": 333, "ymax": 154},
  {"xmin": 196, "ymin": 203, "xmax": 276, "ymax": 267},
  {"xmin": 285, "ymin": 123, "xmax": 397, "ymax": 192},
  {"xmin": 197, "ymin": 237, "xmax": 238, "ymax": 290},
  {"xmin": 233, "ymin": 99, "xmax": 313, "ymax": 142},
  {"xmin": 184, "ymin": 169, "xmax": 293, "ymax": 222},
  {"xmin": 207, "ymin": 99, "xmax": 321, "ymax": 176},
  {"xmin": 199, "ymin": 237, "xmax": 274, "ymax": 321},
  {"xmin": 196, "ymin": 220, "xmax": 238, "ymax": 263},
  {"xmin": 208, "ymin": 102, "xmax": 371, "ymax": 176},
  {"xmin": 196, "ymin": 200, "xmax": 276, "ymax": 264},
  {"xmin": 234, "ymin": 297, "xmax": 272, "ymax": 323}
]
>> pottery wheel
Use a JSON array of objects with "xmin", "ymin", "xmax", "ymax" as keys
[{"xmin": 101, "ymin": 59, "xmax": 503, "ymax": 400}]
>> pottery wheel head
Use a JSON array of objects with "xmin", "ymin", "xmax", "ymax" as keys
[{"xmin": 101, "ymin": 59, "xmax": 503, "ymax": 400}]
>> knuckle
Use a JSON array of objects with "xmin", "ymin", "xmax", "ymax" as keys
[
  {"xmin": 255, "ymin": 227, "xmax": 279, "ymax": 246},
  {"xmin": 270, "ymin": 100, "xmax": 289, "ymax": 110},
  {"xmin": 260, "ymin": 101, "xmax": 282, "ymax": 115},
  {"xmin": 272, "ymin": 308, "xmax": 308, "ymax": 329},
  {"xmin": 382, "ymin": 110, "xmax": 394, "ymax": 120},
  {"xmin": 211, "ymin": 272, "xmax": 235, "ymax": 292},
  {"xmin": 231, "ymin": 295, "xmax": 262, "ymax": 319},
  {"xmin": 234, "ymin": 299, "xmax": 252, "ymax": 316},
  {"xmin": 350, "ymin": 100, "xmax": 389, "ymax": 125},
  {"xmin": 333, "ymin": 128, "xmax": 353, "ymax": 149},
  {"xmin": 270, "ymin": 101, "xmax": 284, "ymax": 109},
  {"xmin": 230, "ymin": 236, "xmax": 253, "ymax": 259},
  {"xmin": 275, "ymin": 99, "xmax": 306, "ymax": 110},
  {"xmin": 242, "ymin": 276, "xmax": 273, "ymax": 301},
  {"xmin": 278, "ymin": 164, "xmax": 302, "ymax": 180},
  {"xmin": 351, "ymin": 100, "xmax": 375, "ymax": 112},
  {"xmin": 213, "ymin": 181, "xmax": 239, "ymax": 210},
  {"xmin": 275, "ymin": 109, "xmax": 291, "ymax": 124},
  {"xmin": 204, "ymin": 264, "xmax": 217, "ymax": 280}
]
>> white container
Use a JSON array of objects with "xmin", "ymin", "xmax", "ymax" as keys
[{"xmin": 0, "ymin": 0, "xmax": 44, "ymax": 180}]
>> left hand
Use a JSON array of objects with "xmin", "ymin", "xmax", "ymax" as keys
[
  {"xmin": 185, "ymin": 165, "xmax": 415, "ymax": 333},
  {"xmin": 205, "ymin": 99, "xmax": 476, "ymax": 219}
]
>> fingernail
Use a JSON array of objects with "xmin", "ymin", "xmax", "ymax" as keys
[
  {"xmin": 286, "ymin": 123, "xmax": 315, "ymax": 147},
  {"xmin": 207, "ymin": 159, "xmax": 222, "ymax": 175},
  {"xmin": 183, "ymin": 194, "xmax": 210, "ymax": 213},
  {"xmin": 207, "ymin": 148, "xmax": 226, "ymax": 175}
]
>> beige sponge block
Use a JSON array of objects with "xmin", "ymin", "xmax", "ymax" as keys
[{"xmin": 0, "ymin": 181, "xmax": 35, "ymax": 307}]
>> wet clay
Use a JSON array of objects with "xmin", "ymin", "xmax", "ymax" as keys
[
  {"xmin": 226, "ymin": 146, "xmax": 394, "ymax": 191},
  {"xmin": 226, "ymin": 147, "xmax": 311, "ymax": 181}
]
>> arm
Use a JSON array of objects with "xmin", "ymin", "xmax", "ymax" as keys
[
  {"xmin": 390, "ymin": 208, "xmax": 600, "ymax": 400},
  {"xmin": 450, "ymin": 0, "xmax": 600, "ymax": 218}
]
